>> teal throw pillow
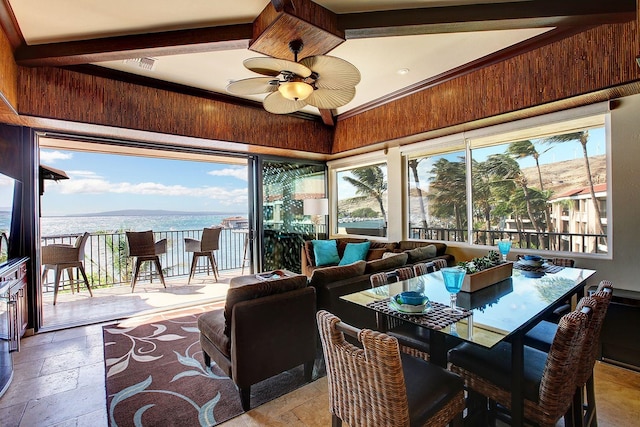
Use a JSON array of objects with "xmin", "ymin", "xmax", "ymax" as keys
[
  {"xmin": 312, "ymin": 239, "xmax": 340, "ymax": 266},
  {"xmin": 339, "ymin": 241, "xmax": 371, "ymax": 266}
]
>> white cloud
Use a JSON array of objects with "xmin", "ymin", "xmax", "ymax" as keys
[
  {"xmin": 207, "ymin": 167, "xmax": 247, "ymax": 181},
  {"xmin": 48, "ymin": 178, "xmax": 248, "ymax": 205},
  {"xmin": 40, "ymin": 150, "xmax": 72, "ymax": 164},
  {"xmin": 67, "ymin": 170, "xmax": 103, "ymax": 179}
]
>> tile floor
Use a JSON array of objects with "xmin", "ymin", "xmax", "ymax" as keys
[{"xmin": 1, "ymin": 320, "xmax": 639, "ymax": 426}]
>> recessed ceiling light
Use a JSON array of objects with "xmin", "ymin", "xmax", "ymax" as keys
[{"xmin": 397, "ymin": 68, "xmax": 410, "ymax": 75}]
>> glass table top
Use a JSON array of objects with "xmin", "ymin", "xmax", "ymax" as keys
[{"xmin": 341, "ymin": 265, "xmax": 596, "ymax": 348}]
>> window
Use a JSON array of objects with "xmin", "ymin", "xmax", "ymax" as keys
[
  {"xmin": 407, "ymin": 150, "xmax": 467, "ymax": 242},
  {"xmin": 336, "ymin": 162, "xmax": 388, "ymax": 237},
  {"xmin": 470, "ymin": 126, "xmax": 607, "ymax": 253},
  {"xmin": 404, "ymin": 107, "xmax": 609, "ymax": 256}
]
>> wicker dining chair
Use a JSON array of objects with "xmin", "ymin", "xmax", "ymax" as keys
[
  {"xmin": 126, "ymin": 230, "xmax": 167, "ymax": 292},
  {"xmin": 414, "ymin": 261, "xmax": 437, "ymax": 276},
  {"xmin": 524, "ymin": 280, "xmax": 613, "ymax": 427},
  {"xmin": 317, "ymin": 310, "xmax": 464, "ymax": 427},
  {"xmin": 370, "ymin": 266, "xmax": 431, "ymax": 361},
  {"xmin": 41, "ymin": 232, "xmax": 93, "ymax": 305},
  {"xmin": 448, "ymin": 305, "xmax": 591, "ymax": 427},
  {"xmin": 184, "ymin": 226, "xmax": 222, "ymax": 284}
]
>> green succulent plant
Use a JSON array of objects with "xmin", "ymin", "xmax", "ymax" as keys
[{"xmin": 457, "ymin": 250, "xmax": 504, "ymax": 274}]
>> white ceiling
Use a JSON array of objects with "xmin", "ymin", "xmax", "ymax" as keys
[{"xmin": 8, "ymin": 0, "xmax": 551, "ymax": 116}]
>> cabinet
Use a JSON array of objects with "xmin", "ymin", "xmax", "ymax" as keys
[
  {"xmin": 0, "ymin": 257, "xmax": 29, "ymax": 397},
  {"xmin": 599, "ymin": 289, "xmax": 640, "ymax": 371}
]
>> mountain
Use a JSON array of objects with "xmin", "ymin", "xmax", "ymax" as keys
[{"xmin": 67, "ymin": 209, "xmax": 235, "ymax": 217}]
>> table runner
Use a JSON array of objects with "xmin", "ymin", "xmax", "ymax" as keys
[{"xmin": 366, "ymin": 299, "xmax": 471, "ymax": 330}]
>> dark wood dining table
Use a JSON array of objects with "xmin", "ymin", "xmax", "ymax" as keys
[{"xmin": 341, "ymin": 263, "xmax": 596, "ymax": 427}]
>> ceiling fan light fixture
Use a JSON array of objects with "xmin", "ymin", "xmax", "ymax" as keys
[{"xmin": 278, "ymin": 81, "xmax": 313, "ymax": 101}]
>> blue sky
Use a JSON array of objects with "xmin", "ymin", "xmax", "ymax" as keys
[{"xmin": 34, "ymin": 149, "xmax": 249, "ymax": 216}]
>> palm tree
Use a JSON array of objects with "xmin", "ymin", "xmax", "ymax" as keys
[
  {"xmin": 428, "ymin": 158, "xmax": 467, "ymax": 240},
  {"xmin": 543, "ymin": 131, "xmax": 606, "ymax": 239},
  {"xmin": 483, "ymin": 153, "xmax": 543, "ymax": 233},
  {"xmin": 471, "ymin": 159, "xmax": 496, "ymax": 244},
  {"xmin": 507, "ymin": 139, "xmax": 555, "ymax": 240},
  {"xmin": 342, "ymin": 165, "xmax": 387, "ymax": 223},
  {"xmin": 408, "ymin": 158, "xmax": 428, "ymax": 230}
]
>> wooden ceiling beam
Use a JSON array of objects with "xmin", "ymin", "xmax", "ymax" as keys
[
  {"xmin": 339, "ymin": 0, "xmax": 637, "ymax": 38},
  {"xmin": 13, "ymin": 0, "xmax": 636, "ymax": 67},
  {"xmin": 14, "ymin": 24, "xmax": 253, "ymax": 67},
  {"xmin": 319, "ymin": 109, "xmax": 335, "ymax": 126}
]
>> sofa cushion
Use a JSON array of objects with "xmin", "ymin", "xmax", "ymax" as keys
[
  {"xmin": 224, "ymin": 274, "xmax": 308, "ymax": 335},
  {"xmin": 366, "ymin": 248, "xmax": 388, "ymax": 261},
  {"xmin": 336, "ymin": 238, "xmax": 369, "ymax": 258},
  {"xmin": 398, "ymin": 241, "xmax": 447, "ymax": 257},
  {"xmin": 312, "ymin": 239, "xmax": 340, "ymax": 266},
  {"xmin": 198, "ymin": 309, "xmax": 230, "ymax": 357},
  {"xmin": 383, "ymin": 251, "xmax": 403, "ymax": 259},
  {"xmin": 339, "ymin": 241, "xmax": 371, "ymax": 266},
  {"xmin": 309, "ymin": 260, "xmax": 367, "ymax": 289},
  {"xmin": 365, "ymin": 252, "xmax": 409, "ymax": 274},
  {"xmin": 404, "ymin": 244, "xmax": 437, "ymax": 263}
]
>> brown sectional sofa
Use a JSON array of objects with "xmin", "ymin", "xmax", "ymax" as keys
[{"xmin": 301, "ymin": 238, "xmax": 454, "ymax": 329}]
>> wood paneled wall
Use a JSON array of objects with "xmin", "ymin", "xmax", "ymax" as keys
[
  {"xmin": 0, "ymin": 26, "xmax": 17, "ymax": 114},
  {"xmin": 17, "ymin": 66, "xmax": 334, "ymax": 154},
  {"xmin": 333, "ymin": 21, "xmax": 640, "ymax": 153}
]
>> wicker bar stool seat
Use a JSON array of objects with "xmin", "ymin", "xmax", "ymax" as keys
[
  {"xmin": 448, "ymin": 307, "xmax": 591, "ymax": 426},
  {"xmin": 317, "ymin": 310, "xmax": 464, "ymax": 427},
  {"xmin": 41, "ymin": 232, "xmax": 92, "ymax": 305},
  {"xmin": 125, "ymin": 230, "xmax": 167, "ymax": 292}
]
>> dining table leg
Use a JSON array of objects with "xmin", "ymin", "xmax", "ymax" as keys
[{"xmin": 511, "ymin": 333, "xmax": 524, "ymax": 426}]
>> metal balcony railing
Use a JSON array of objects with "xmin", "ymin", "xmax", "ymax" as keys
[
  {"xmin": 40, "ymin": 229, "xmax": 248, "ymax": 293},
  {"xmin": 409, "ymin": 227, "xmax": 608, "ymax": 254}
]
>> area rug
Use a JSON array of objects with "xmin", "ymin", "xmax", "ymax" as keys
[{"xmin": 103, "ymin": 303, "xmax": 324, "ymax": 427}]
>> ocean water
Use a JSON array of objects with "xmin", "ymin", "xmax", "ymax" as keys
[{"xmin": 39, "ymin": 214, "xmax": 247, "ymax": 237}]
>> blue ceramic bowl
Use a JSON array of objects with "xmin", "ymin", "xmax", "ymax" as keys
[
  {"xmin": 523, "ymin": 255, "xmax": 542, "ymax": 261},
  {"xmin": 397, "ymin": 291, "xmax": 428, "ymax": 306}
]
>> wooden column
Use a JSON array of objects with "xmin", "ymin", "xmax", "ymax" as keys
[{"xmin": 637, "ymin": 0, "xmax": 640, "ymax": 67}]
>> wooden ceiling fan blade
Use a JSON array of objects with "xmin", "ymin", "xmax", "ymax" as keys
[
  {"xmin": 305, "ymin": 87, "xmax": 356, "ymax": 109},
  {"xmin": 226, "ymin": 77, "xmax": 278, "ymax": 95},
  {"xmin": 244, "ymin": 57, "xmax": 312, "ymax": 78},
  {"xmin": 263, "ymin": 91, "xmax": 307, "ymax": 114},
  {"xmin": 299, "ymin": 55, "xmax": 361, "ymax": 90}
]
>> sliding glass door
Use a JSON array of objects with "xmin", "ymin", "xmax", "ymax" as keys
[{"xmin": 259, "ymin": 158, "xmax": 327, "ymax": 274}]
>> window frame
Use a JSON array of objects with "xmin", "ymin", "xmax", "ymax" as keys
[{"xmin": 399, "ymin": 102, "xmax": 612, "ymax": 259}]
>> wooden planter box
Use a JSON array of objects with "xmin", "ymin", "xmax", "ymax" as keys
[{"xmin": 462, "ymin": 262, "xmax": 513, "ymax": 292}]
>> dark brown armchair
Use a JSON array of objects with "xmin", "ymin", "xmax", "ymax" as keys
[
  {"xmin": 41, "ymin": 232, "xmax": 93, "ymax": 305},
  {"xmin": 197, "ymin": 272, "xmax": 316, "ymax": 411}
]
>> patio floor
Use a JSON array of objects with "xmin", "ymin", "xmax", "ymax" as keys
[{"xmin": 40, "ymin": 268, "xmax": 246, "ymax": 331}]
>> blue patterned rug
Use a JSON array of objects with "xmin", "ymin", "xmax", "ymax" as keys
[{"xmin": 103, "ymin": 303, "xmax": 243, "ymax": 427}]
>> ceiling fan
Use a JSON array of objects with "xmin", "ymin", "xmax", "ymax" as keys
[{"xmin": 226, "ymin": 39, "xmax": 361, "ymax": 115}]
